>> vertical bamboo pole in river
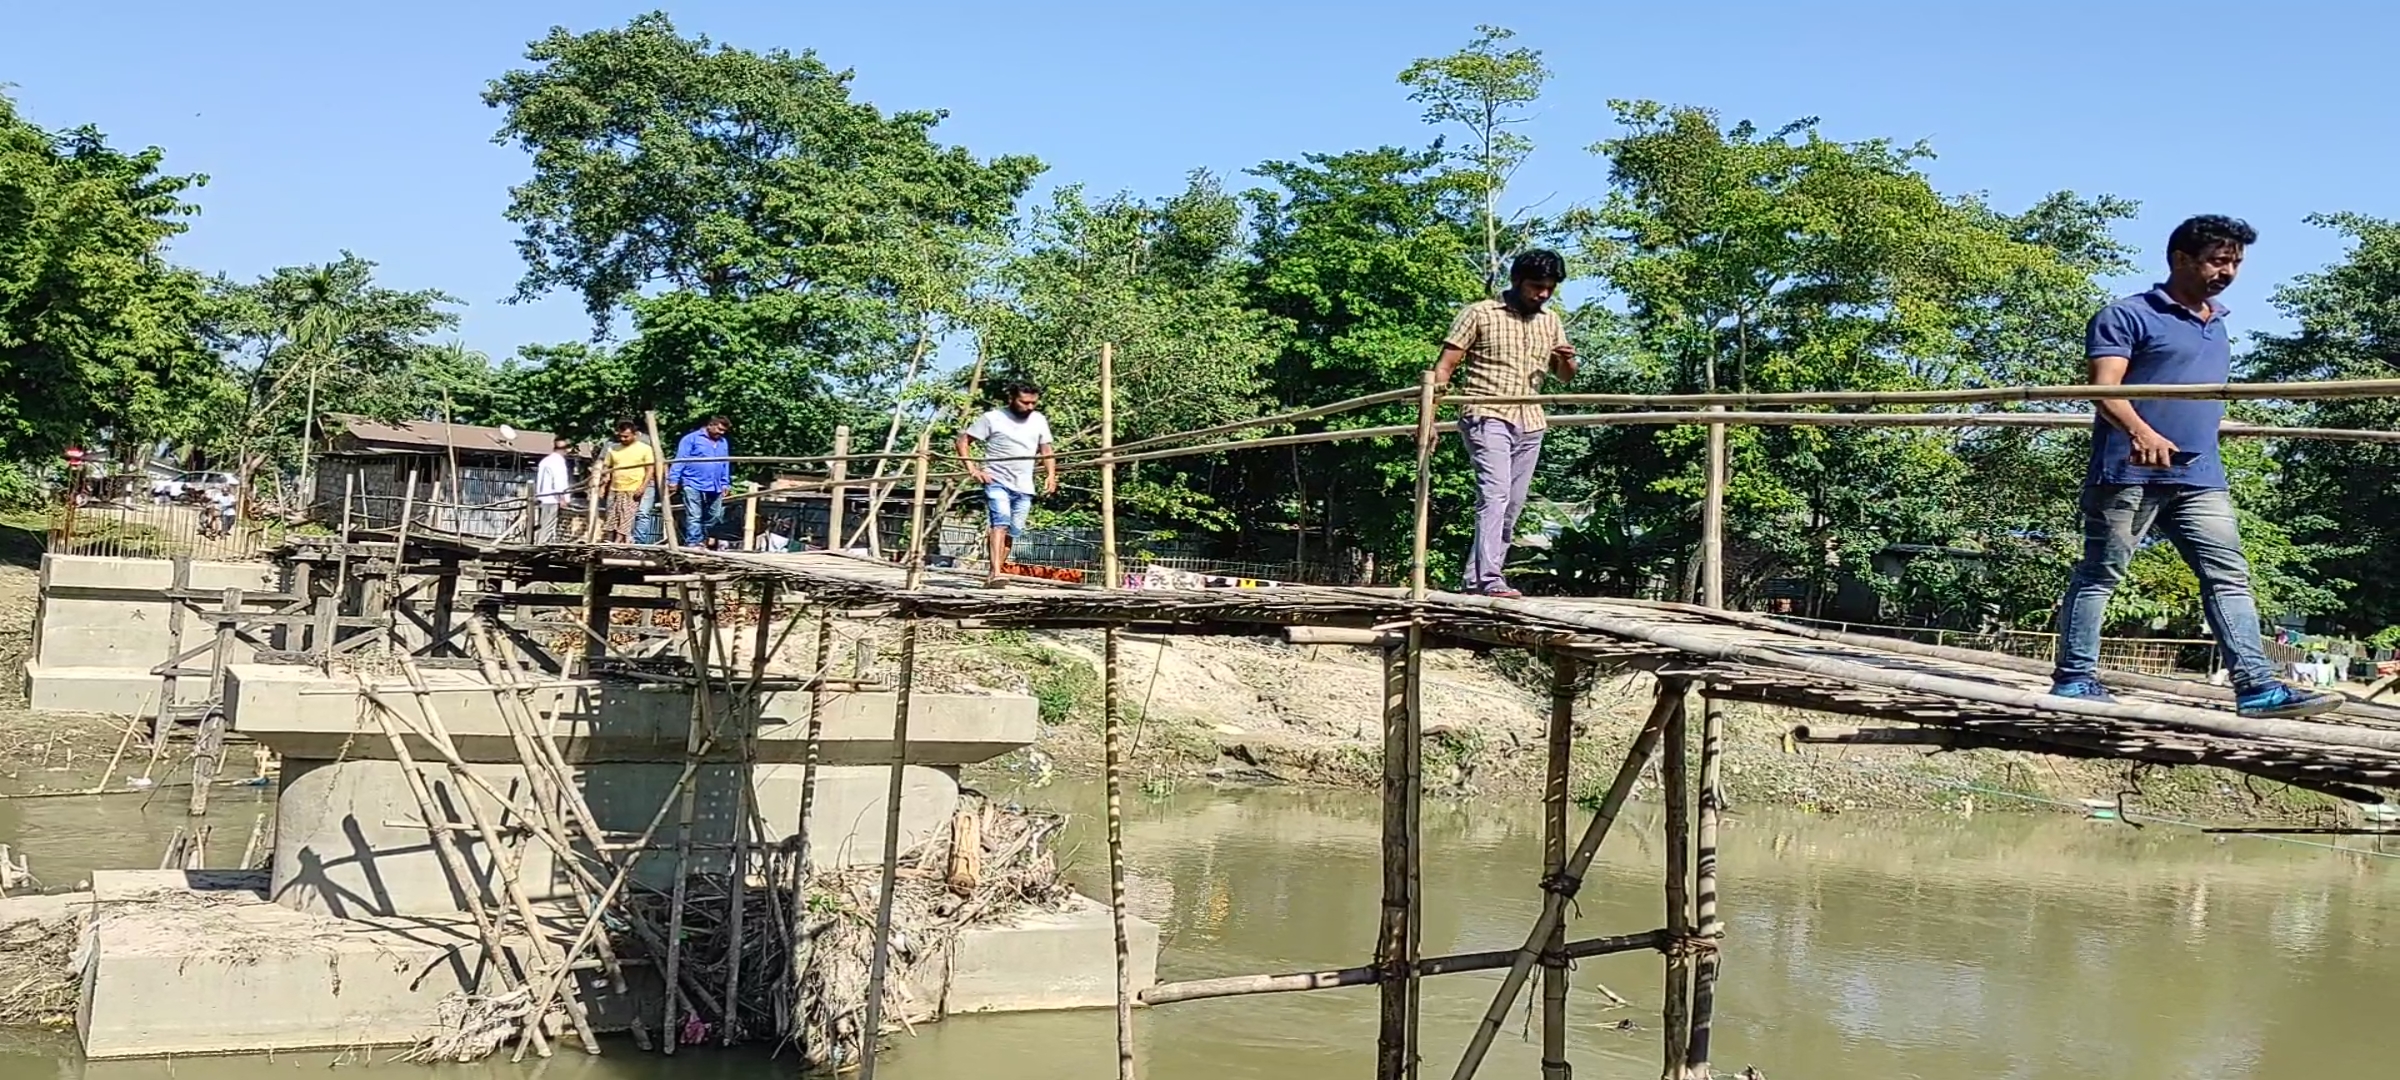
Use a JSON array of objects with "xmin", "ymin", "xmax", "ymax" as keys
[
  {"xmin": 1685, "ymin": 408, "xmax": 1730, "ymax": 1078},
  {"xmin": 1099, "ymin": 342, "xmax": 1138, "ymax": 1080},
  {"xmin": 1661, "ymin": 681, "xmax": 1694, "ymax": 1078},
  {"xmin": 1380, "ymin": 368, "xmax": 1440, "ymax": 1080},
  {"xmin": 857, "ymin": 615, "xmax": 918, "ymax": 1080},
  {"xmin": 1541, "ymin": 655, "xmax": 1580, "ymax": 1080}
]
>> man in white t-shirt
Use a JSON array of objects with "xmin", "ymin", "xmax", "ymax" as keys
[
  {"xmin": 955, "ymin": 380, "xmax": 1057, "ymax": 585},
  {"xmin": 533, "ymin": 436, "xmax": 574, "ymax": 542}
]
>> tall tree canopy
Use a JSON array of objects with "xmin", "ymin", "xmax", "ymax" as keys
[
  {"xmin": 482, "ymin": 11, "xmax": 1042, "ymax": 459},
  {"xmin": 0, "ymin": 93, "xmax": 221, "ymax": 459}
]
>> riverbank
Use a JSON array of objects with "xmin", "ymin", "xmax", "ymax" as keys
[{"xmin": 919, "ymin": 625, "xmax": 2359, "ymax": 825}]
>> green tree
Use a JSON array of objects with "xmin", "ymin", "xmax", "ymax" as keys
[
  {"xmin": 204, "ymin": 254, "xmax": 468, "ymax": 482},
  {"xmin": 1554, "ymin": 100, "xmax": 2138, "ymax": 620},
  {"xmin": 980, "ymin": 175, "xmax": 1284, "ymax": 528},
  {"xmin": 0, "ymin": 93, "xmax": 225, "ymax": 460},
  {"xmin": 1397, "ymin": 26, "xmax": 1552, "ymax": 292},
  {"xmin": 483, "ymin": 12, "xmax": 1039, "ymax": 460},
  {"xmin": 2244, "ymin": 212, "xmax": 2400, "ymax": 630},
  {"xmin": 1243, "ymin": 146, "xmax": 1489, "ymax": 576}
]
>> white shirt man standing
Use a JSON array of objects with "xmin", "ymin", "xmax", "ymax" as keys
[
  {"xmin": 533, "ymin": 436, "xmax": 574, "ymax": 542},
  {"xmin": 956, "ymin": 381, "xmax": 1057, "ymax": 586}
]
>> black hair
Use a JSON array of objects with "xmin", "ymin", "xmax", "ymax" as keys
[
  {"xmin": 2167, "ymin": 215, "xmax": 2257, "ymax": 258},
  {"xmin": 1001, "ymin": 380, "xmax": 1043, "ymax": 399},
  {"xmin": 613, "ymin": 419, "xmax": 637, "ymax": 433},
  {"xmin": 553, "ymin": 436, "xmax": 575, "ymax": 449},
  {"xmin": 1510, "ymin": 248, "xmax": 1568, "ymax": 284},
  {"xmin": 706, "ymin": 414, "xmax": 730, "ymax": 425}
]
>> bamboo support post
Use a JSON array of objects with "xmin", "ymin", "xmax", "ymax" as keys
[
  {"xmin": 1662, "ymin": 689, "xmax": 1694, "ymax": 1078},
  {"xmin": 826, "ymin": 426, "xmax": 851, "ymax": 551},
  {"xmin": 356, "ymin": 688, "xmax": 553, "ymax": 1058},
  {"xmin": 187, "ymin": 586, "xmax": 239, "ymax": 816},
  {"xmin": 148, "ymin": 554, "xmax": 190, "ymax": 770},
  {"xmin": 395, "ymin": 657, "xmax": 603, "ymax": 1056},
  {"xmin": 1449, "ymin": 679, "xmax": 1682, "ymax": 1080},
  {"xmin": 1685, "ymin": 690, "xmax": 1727, "ymax": 1078},
  {"xmin": 858, "ymin": 616, "xmax": 920, "ymax": 1080},
  {"xmin": 1376, "ymin": 632, "xmax": 1424, "ymax": 1080},
  {"xmin": 1541, "ymin": 655, "xmax": 1579, "ymax": 1080},
  {"xmin": 786, "ymin": 603, "xmax": 835, "ymax": 1035},
  {"xmin": 903, "ymin": 427, "xmax": 933, "ymax": 588},
  {"xmin": 1104, "ymin": 626, "xmax": 1136, "ymax": 1080},
  {"xmin": 464, "ymin": 618, "xmax": 652, "ymax": 1051},
  {"xmin": 659, "ymin": 580, "xmax": 718, "ymax": 1053},
  {"xmin": 1409, "ymin": 370, "xmax": 1439, "ymax": 601},
  {"xmin": 721, "ymin": 580, "xmax": 778, "ymax": 1045}
]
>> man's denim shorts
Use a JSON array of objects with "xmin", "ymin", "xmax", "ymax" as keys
[{"xmin": 984, "ymin": 482, "xmax": 1033, "ymax": 538}]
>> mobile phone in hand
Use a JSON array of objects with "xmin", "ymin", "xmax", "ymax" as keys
[{"xmin": 2169, "ymin": 450, "xmax": 2200, "ymax": 467}]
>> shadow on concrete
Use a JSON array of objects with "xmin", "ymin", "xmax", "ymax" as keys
[{"xmin": 0, "ymin": 521, "xmax": 43, "ymax": 570}]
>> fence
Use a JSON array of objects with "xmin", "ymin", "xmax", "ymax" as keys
[
  {"xmin": 47, "ymin": 495, "xmax": 286, "ymax": 562},
  {"xmin": 1775, "ymin": 614, "xmax": 2221, "ymax": 678}
]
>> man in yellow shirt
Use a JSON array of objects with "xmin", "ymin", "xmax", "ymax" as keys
[{"xmin": 601, "ymin": 419, "xmax": 656, "ymax": 542}]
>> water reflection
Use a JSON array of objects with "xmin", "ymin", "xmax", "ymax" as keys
[{"xmin": 3, "ymin": 778, "xmax": 2396, "ymax": 1080}]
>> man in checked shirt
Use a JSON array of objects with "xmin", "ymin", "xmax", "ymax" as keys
[{"xmin": 1429, "ymin": 249, "xmax": 1577, "ymax": 598}]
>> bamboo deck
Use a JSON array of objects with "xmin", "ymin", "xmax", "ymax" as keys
[{"xmin": 529, "ymin": 542, "xmax": 2400, "ymax": 800}]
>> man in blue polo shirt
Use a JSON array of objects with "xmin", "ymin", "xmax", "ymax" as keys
[
  {"xmin": 2049, "ymin": 215, "xmax": 2340, "ymax": 719},
  {"xmin": 667, "ymin": 414, "xmax": 732, "ymax": 549}
]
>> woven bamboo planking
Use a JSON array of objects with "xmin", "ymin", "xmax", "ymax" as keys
[{"xmin": 518, "ymin": 542, "xmax": 2400, "ymax": 799}]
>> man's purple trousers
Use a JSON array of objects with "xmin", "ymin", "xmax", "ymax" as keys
[{"xmin": 1459, "ymin": 415, "xmax": 1544, "ymax": 593}]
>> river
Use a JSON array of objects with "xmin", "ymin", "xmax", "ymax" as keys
[{"xmin": 3, "ymin": 776, "xmax": 2396, "ymax": 1079}]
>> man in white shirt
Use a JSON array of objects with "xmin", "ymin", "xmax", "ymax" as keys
[
  {"xmin": 533, "ymin": 436, "xmax": 574, "ymax": 542},
  {"xmin": 955, "ymin": 381, "xmax": 1057, "ymax": 585}
]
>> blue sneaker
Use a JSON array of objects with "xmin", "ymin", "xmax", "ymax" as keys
[
  {"xmin": 2235, "ymin": 682, "xmax": 2343, "ymax": 719},
  {"xmin": 2048, "ymin": 678, "xmax": 2117, "ymax": 704}
]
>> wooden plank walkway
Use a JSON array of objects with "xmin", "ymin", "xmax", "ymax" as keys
[{"xmin": 526, "ymin": 543, "xmax": 2400, "ymax": 799}]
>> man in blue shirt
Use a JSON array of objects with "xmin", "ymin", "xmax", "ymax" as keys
[
  {"xmin": 666, "ymin": 414, "xmax": 732, "ymax": 549},
  {"xmin": 2050, "ymin": 215, "xmax": 2340, "ymax": 719}
]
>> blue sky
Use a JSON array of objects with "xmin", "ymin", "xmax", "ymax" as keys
[{"xmin": 3, "ymin": 1, "xmax": 2389, "ymax": 363}]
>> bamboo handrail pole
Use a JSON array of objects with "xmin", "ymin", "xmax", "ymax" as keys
[
  {"xmin": 1074, "ymin": 385, "xmax": 1421, "ymax": 459},
  {"xmin": 1101, "ymin": 342, "xmax": 1120, "ymax": 588},
  {"xmin": 1541, "ymin": 655, "xmax": 1580, "ymax": 1080},
  {"xmin": 1449, "ymin": 680, "xmax": 1682, "ymax": 1080},
  {"xmin": 1543, "ymin": 410, "xmax": 2400, "ymax": 443},
  {"xmin": 902, "ymin": 427, "xmax": 933, "ymax": 590},
  {"xmin": 826, "ymin": 425, "xmax": 851, "ymax": 551},
  {"xmin": 1452, "ymin": 375, "xmax": 2400, "ymax": 409},
  {"xmin": 644, "ymin": 411, "xmax": 678, "ymax": 548},
  {"xmin": 1409, "ymin": 371, "xmax": 1439, "ymax": 602},
  {"xmin": 858, "ymin": 616, "xmax": 920, "ymax": 1080},
  {"xmin": 1138, "ymin": 931, "xmax": 1669, "ymax": 1006},
  {"xmin": 1662, "ymin": 691, "xmax": 1694, "ymax": 1077},
  {"xmin": 387, "ymin": 468, "xmax": 417, "ymax": 651}
]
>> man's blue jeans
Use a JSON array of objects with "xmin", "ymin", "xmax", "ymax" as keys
[
  {"xmin": 2052, "ymin": 484, "xmax": 2277, "ymax": 691},
  {"xmin": 680, "ymin": 487, "xmax": 726, "ymax": 547}
]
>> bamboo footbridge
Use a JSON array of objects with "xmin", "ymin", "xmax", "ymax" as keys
[{"xmin": 332, "ymin": 357, "xmax": 2400, "ymax": 1080}]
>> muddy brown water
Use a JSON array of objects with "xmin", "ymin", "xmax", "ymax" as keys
[{"xmin": 3, "ymin": 776, "xmax": 2397, "ymax": 1079}]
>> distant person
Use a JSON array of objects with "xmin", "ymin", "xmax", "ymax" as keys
[
  {"xmin": 601, "ymin": 420, "xmax": 655, "ymax": 543},
  {"xmin": 957, "ymin": 381, "xmax": 1057, "ymax": 586},
  {"xmin": 533, "ymin": 435, "xmax": 573, "ymax": 542},
  {"xmin": 2048, "ymin": 215, "xmax": 2338, "ymax": 719},
  {"xmin": 1429, "ymin": 248, "xmax": 1577, "ymax": 598},
  {"xmin": 668, "ymin": 414, "xmax": 733, "ymax": 549}
]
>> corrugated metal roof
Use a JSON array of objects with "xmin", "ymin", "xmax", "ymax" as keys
[{"xmin": 324, "ymin": 414, "xmax": 564, "ymax": 457}]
